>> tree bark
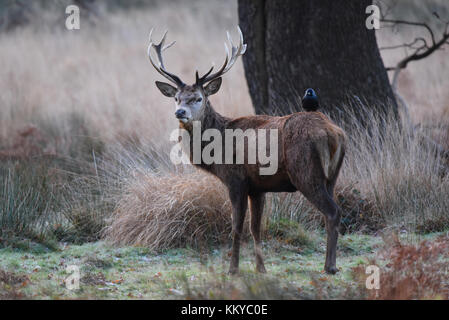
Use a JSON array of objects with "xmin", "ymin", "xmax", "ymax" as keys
[{"xmin": 238, "ymin": 0, "xmax": 397, "ymax": 121}]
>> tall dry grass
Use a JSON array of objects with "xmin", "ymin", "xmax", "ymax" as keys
[{"xmin": 336, "ymin": 105, "xmax": 449, "ymax": 232}]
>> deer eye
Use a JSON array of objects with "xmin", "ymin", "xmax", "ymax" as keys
[{"xmin": 196, "ymin": 98, "xmax": 202, "ymax": 103}]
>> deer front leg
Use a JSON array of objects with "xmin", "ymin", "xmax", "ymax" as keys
[
  {"xmin": 228, "ymin": 187, "xmax": 248, "ymax": 275},
  {"xmin": 249, "ymin": 193, "xmax": 266, "ymax": 273}
]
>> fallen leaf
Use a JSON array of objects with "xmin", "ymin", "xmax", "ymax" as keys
[{"xmin": 319, "ymin": 277, "xmax": 328, "ymax": 282}]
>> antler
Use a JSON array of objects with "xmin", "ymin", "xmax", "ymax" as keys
[
  {"xmin": 148, "ymin": 29, "xmax": 185, "ymax": 87},
  {"xmin": 196, "ymin": 26, "xmax": 247, "ymax": 86}
]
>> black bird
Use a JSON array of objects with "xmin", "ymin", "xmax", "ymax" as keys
[{"xmin": 302, "ymin": 88, "xmax": 319, "ymax": 112}]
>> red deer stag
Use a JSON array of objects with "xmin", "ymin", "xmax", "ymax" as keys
[{"xmin": 148, "ymin": 27, "xmax": 346, "ymax": 274}]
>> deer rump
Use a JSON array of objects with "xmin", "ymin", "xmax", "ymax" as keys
[{"xmin": 281, "ymin": 112, "xmax": 346, "ymax": 185}]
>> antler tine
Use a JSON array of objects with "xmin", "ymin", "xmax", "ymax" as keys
[
  {"xmin": 223, "ymin": 26, "xmax": 246, "ymax": 72},
  {"xmin": 148, "ymin": 28, "xmax": 185, "ymax": 87},
  {"xmin": 196, "ymin": 54, "xmax": 228, "ymax": 86},
  {"xmin": 196, "ymin": 66, "xmax": 214, "ymax": 84},
  {"xmin": 196, "ymin": 26, "xmax": 246, "ymax": 86}
]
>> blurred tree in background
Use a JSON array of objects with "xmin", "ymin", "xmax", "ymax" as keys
[
  {"xmin": 0, "ymin": 0, "xmax": 32, "ymax": 31},
  {"xmin": 238, "ymin": 0, "xmax": 398, "ymax": 121}
]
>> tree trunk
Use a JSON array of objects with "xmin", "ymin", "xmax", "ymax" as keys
[{"xmin": 238, "ymin": 0, "xmax": 397, "ymax": 121}]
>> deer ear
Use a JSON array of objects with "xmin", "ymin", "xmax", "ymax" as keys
[
  {"xmin": 204, "ymin": 78, "xmax": 222, "ymax": 96},
  {"xmin": 155, "ymin": 81, "xmax": 177, "ymax": 97}
]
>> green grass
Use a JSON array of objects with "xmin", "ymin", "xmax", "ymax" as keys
[{"xmin": 0, "ymin": 232, "xmax": 395, "ymax": 300}]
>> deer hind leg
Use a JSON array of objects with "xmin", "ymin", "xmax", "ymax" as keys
[
  {"xmin": 228, "ymin": 186, "xmax": 248, "ymax": 275},
  {"xmin": 288, "ymin": 141, "xmax": 346, "ymax": 274},
  {"xmin": 305, "ymin": 184, "xmax": 341, "ymax": 274},
  {"xmin": 249, "ymin": 193, "xmax": 266, "ymax": 273},
  {"xmin": 286, "ymin": 151, "xmax": 342, "ymax": 274}
]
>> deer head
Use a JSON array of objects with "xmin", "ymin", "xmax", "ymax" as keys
[{"xmin": 148, "ymin": 27, "xmax": 246, "ymax": 124}]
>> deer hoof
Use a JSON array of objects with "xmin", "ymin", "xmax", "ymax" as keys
[
  {"xmin": 228, "ymin": 267, "xmax": 239, "ymax": 276},
  {"xmin": 325, "ymin": 266, "xmax": 339, "ymax": 275},
  {"xmin": 256, "ymin": 265, "xmax": 267, "ymax": 273}
]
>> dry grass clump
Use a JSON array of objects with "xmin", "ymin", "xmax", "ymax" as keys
[
  {"xmin": 105, "ymin": 169, "xmax": 235, "ymax": 250},
  {"xmin": 354, "ymin": 233, "xmax": 449, "ymax": 300},
  {"xmin": 335, "ymin": 184, "xmax": 383, "ymax": 234}
]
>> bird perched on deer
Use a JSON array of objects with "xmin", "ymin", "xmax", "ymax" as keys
[
  {"xmin": 302, "ymin": 88, "xmax": 319, "ymax": 112},
  {"xmin": 148, "ymin": 27, "xmax": 346, "ymax": 275}
]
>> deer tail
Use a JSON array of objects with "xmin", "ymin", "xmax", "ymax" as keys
[{"xmin": 315, "ymin": 133, "xmax": 345, "ymax": 180}]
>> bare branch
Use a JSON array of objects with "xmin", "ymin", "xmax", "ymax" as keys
[
  {"xmin": 379, "ymin": 37, "xmax": 428, "ymax": 51},
  {"xmin": 395, "ymin": 34, "xmax": 449, "ymax": 71},
  {"xmin": 381, "ymin": 18, "xmax": 436, "ymax": 45},
  {"xmin": 381, "ymin": 14, "xmax": 449, "ymax": 74}
]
